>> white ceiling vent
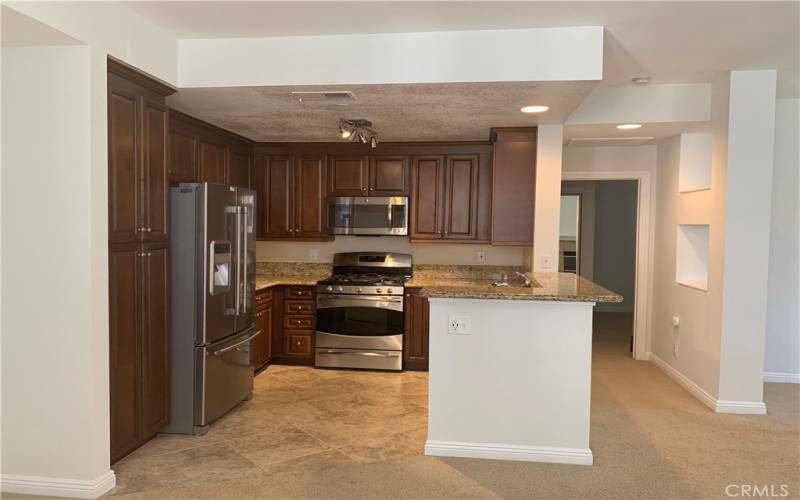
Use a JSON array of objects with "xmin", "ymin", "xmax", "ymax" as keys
[{"xmin": 291, "ymin": 91, "xmax": 356, "ymax": 105}]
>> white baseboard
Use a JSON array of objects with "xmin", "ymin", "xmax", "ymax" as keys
[
  {"xmin": 764, "ymin": 371, "xmax": 800, "ymax": 384},
  {"xmin": 425, "ymin": 440, "xmax": 593, "ymax": 466},
  {"xmin": 648, "ymin": 352, "xmax": 718, "ymax": 410},
  {"xmin": 648, "ymin": 352, "xmax": 768, "ymax": 415},
  {"xmin": 715, "ymin": 400, "xmax": 767, "ymax": 415},
  {"xmin": 1, "ymin": 470, "xmax": 115, "ymax": 499}
]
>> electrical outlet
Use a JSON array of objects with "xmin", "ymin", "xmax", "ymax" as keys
[
  {"xmin": 541, "ymin": 255, "xmax": 553, "ymax": 270},
  {"xmin": 477, "ymin": 251, "xmax": 486, "ymax": 264},
  {"xmin": 447, "ymin": 315, "xmax": 471, "ymax": 335},
  {"xmin": 673, "ymin": 342, "xmax": 679, "ymax": 357},
  {"xmin": 309, "ymin": 248, "xmax": 319, "ymax": 260}
]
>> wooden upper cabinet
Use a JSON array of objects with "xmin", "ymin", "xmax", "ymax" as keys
[
  {"xmin": 140, "ymin": 246, "xmax": 170, "ymax": 437},
  {"xmin": 199, "ymin": 140, "xmax": 227, "ymax": 185},
  {"xmin": 108, "ymin": 88, "xmax": 141, "ymax": 244},
  {"xmin": 228, "ymin": 147, "xmax": 252, "ymax": 189},
  {"xmin": 294, "ymin": 156, "xmax": 327, "ymax": 238},
  {"xmin": 443, "ymin": 155, "xmax": 479, "ymax": 240},
  {"xmin": 328, "ymin": 156, "xmax": 368, "ymax": 195},
  {"xmin": 140, "ymin": 99, "xmax": 169, "ymax": 242},
  {"xmin": 410, "ymin": 156, "xmax": 445, "ymax": 240},
  {"xmin": 259, "ymin": 155, "xmax": 294, "ymax": 238},
  {"xmin": 491, "ymin": 128, "xmax": 537, "ymax": 245},
  {"xmin": 168, "ymin": 127, "xmax": 197, "ymax": 184},
  {"xmin": 369, "ymin": 156, "xmax": 409, "ymax": 195}
]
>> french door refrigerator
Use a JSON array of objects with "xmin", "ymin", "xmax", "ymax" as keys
[{"xmin": 164, "ymin": 182, "xmax": 257, "ymax": 435}]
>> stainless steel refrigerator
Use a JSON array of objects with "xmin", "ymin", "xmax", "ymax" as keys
[{"xmin": 164, "ymin": 182, "xmax": 257, "ymax": 435}]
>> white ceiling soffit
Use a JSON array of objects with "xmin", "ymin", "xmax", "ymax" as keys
[
  {"xmin": 126, "ymin": 1, "xmax": 799, "ymax": 97},
  {"xmin": 567, "ymin": 84, "xmax": 711, "ymax": 125},
  {"xmin": 166, "ymin": 81, "xmax": 595, "ymax": 142},
  {"xmin": 564, "ymin": 122, "xmax": 712, "ymax": 147},
  {"xmin": 176, "ymin": 27, "xmax": 603, "ymax": 88}
]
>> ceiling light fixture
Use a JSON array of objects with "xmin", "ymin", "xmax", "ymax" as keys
[
  {"xmin": 631, "ymin": 76, "xmax": 651, "ymax": 85},
  {"xmin": 339, "ymin": 119, "xmax": 378, "ymax": 148},
  {"xmin": 520, "ymin": 105, "xmax": 549, "ymax": 113},
  {"xmin": 616, "ymin": 123, "xmax": 643, "ymax": 130}
]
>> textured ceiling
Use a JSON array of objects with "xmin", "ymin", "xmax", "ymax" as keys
[{"xmin": 167, "ymin": 81, "xmax": 596, "ymax": 142}]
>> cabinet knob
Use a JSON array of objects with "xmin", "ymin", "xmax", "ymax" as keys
[
  {"xmin": 369, "ymin": 187, "xmax": 374, "ymax": 191},
  {"xmin": 147, "ymin": 227, "xmax": 152, "ymax": 232},
  {"xmin": 362, "ymin": 187, "xmax": 367, "ymax": 191}
]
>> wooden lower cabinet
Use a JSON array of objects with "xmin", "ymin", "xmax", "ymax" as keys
[
  {"xmin": 270, "ymin": 285, "xmax": 316, "ymax": 364},
  {"xmin": 109, "ymin": 244, "xmax": 170, "ymax": 463},
  {"xmin": 403, "ymin": 288, "xmax": 429, "ymax": 370},
  {"xmin": 253, "ymin": 288, "xmax": 273, "ymax": 370}
]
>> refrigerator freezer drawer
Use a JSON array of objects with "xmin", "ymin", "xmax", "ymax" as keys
[{"xmin": 194, "ymin": 329, "xmax": 258, "ymax": 433}]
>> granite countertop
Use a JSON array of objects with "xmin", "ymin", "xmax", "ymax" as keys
[
  {"xmin": 255, "ymin": 262, "xmax": 330, "ymax": 291},
  {"xmin": 407, "ymin": 269, "xmax": 622, "ymax": 303}
]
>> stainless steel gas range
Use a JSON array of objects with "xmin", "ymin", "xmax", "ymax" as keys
[{"xmin": 315, "ymin": 252, "xmax": 412, "ymax": 371}]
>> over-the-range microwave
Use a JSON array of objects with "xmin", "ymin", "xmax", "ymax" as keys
[{"xmin": 327, "ymin": 196, "xmax": 409, "ymax": 236}]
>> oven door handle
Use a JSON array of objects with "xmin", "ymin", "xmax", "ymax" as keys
[
  {"xmin": 318, "ymin": 295, "xmax": 402, "ymax": 303},
  {"xmin": 319, "ymin": 350, "xmax": 400, "ymax": 358}
]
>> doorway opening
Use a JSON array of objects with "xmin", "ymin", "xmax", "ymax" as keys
[{"xmin": 561, "ymin": 175, "xmax": 649, "ymax": 359}]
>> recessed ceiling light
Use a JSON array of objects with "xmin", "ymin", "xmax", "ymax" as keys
[
  {"xmin": 631, "ymin": 76, "xmax": 651, "ymax": 85},
  {"xmin": 616, "ymin": 123, "xmax": 643, "ymax": 130},
  {"xmin": 520, "ymin": 105, "xmax": 549, "ymax": 113}
]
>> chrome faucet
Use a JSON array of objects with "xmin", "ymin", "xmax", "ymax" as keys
[{"xmin": 515, "ymin": 271, "xmax": 532, "ymax": 287}]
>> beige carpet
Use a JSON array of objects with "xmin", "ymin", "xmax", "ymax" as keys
[{"xmin": 8, "ymin": 313, "xmax": 799, "ymax": 499}]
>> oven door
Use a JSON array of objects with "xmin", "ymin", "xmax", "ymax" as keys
[
  {"xmin": 316, "ymin": 294, "xmax": 404, "ymax": 350},
  {"xmin": 327, "ymin": 197, "xmax": 408, "ymax": 236}
]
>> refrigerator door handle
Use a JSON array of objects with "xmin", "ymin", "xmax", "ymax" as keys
[
  {"xmin": 210, "ymin": 329, "xmax": 261, "ymax": 356},
  {"xmin": 241, "ymin": 205, "xmax": 248, "ymax": 314},
  {"xmin": 234, "ymin": 206, "xmax": 243, "ymax": 315}
]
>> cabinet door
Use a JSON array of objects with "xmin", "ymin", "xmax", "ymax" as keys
[
  {"xmin": 168, "ymin": 128, "xmax": 197, "ymax": 184},
  {"xmin": 295, "ymin": 156, "xmax": 327, "ymax": 238},
  {"xmin": 369, "ymin": 156, "xmax": 409, "ymax": 195},
  {"xmin": 259, "ymin": 156, "xmax": 294, "ymax": 238},
  {"xmin": 109, "ymin": 248, "xmax": 142, "ymax": 462},
  {"xmin": 254, "ymin": 303, "xmax": 273, "ymax": 367},
  {"xmin": 140, "ymin": 98, "xmax": 169, "ymax": 242},
  {"xmin": 108, "ymin": 89, "xmax": 142, "ymax": 243},
  {"xmin": 443, "ymin": 155, "xmax": 479, "ymax": 240},
  {"xmin": 141, "ymin": 246, "xmax": 170, "ymax": 438},
  {"xmin": 403, "ymin": 288, "xmax": 429, "ymax": 370},
  {"xmin": 199, "ymin": 140, "xmax": 227, "ymax": 184},
  {"xmin": 410, "ymin": 156, "xmax": 445, "ymax": 240},
  {"xmin": 228, "ymin": 147, "xmax": 252, "ymax": 189},
  {"xmin": 491, "ymin": 130, "xmax": 536, "ymax": 244},
  {"xmin": 328, "ymin": 156, "xmax": 367, "ymax": 196}
]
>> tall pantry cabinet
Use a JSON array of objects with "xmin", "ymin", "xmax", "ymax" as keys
[{"xmin": 107, "ymin": 59, "xmax": 174, "ymax": 463}]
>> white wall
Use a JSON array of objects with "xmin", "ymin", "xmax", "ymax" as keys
[
  {"xmin": 178, "ymin": 27, "xmax": 603, "ymax": 87},
  {"xmin": 257, "ymin": 238, "xmax": 524, "ymax": 266},
  {"xmin": 717, "ymin": 71, "xmax": 776, "ymax": 406},
  {"xmin": 765, "ymin": 98, "xmax": 799, "ymax": 380},
  {"xmin": 1, "ymin": 3, "xmax": 177, "ymax": 496},
  {"xmin": 592, "ymin": 181, "xmax": 638, "ymax": 312},
  {"xmin": 1, "ymin": 44, "xmax": 104, "ymax": 483}
]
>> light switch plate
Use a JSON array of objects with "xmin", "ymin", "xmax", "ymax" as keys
[
  {"xmin": 541, "ymin": 255, "xmax": 553, "ymax": 270},
  {"xmin": 477, "ymin": 251, "xmax": 486, "ymax": 264},
  {"xmin": 309, "ymin": 248, "xmax": 319, "ymax": 260}
]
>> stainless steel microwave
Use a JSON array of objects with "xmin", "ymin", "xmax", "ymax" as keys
[{"xmin": 327, "ymin": 196, "xmax": 409, "ymax": 236}]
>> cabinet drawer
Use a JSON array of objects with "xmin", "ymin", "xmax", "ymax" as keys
[
  {"xmin": 284, "ymin": 315, "xmax": 315, "ymax": 330},
  {"xmin": 255, "ymin": 289, "xmax": 272, "ymax": 307},
  {"xmin": 284, "ymin": 300, "xmax": 314, "ymax": 315},
  {"xmin": 284, "ymin": 333, "xmax": 313, "ymax": 356},
  {"xmin": 286, "ymin": 286, "xmax": 314, "ymax": 299}
]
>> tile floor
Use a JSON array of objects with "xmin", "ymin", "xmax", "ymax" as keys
[{"xmin": 110, "ymin": 364, "xmax": 430, "ymax": 495}]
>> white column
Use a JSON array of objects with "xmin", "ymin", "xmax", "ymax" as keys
[
  {"xmin": 717, "ymin": 70, "xmax": 777, "ymax": 411},
  {"xmin": 532, "ymin": 125, "xmax": 564, "ymax": 272}
]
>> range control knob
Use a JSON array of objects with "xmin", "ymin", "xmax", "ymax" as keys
[
  {"xmin": 357, "ymin": 287, "xmax": 363, "ymax": 293},
  {"xmin": 326, "ymin": 286, "xmax": 333, "ymax": 292},
  {"xmin": 337, "ymin": 286, "xmax": 344, "ymax": 292},
  {"xmin": 375, "ymin": 288, "xmax": 383, "ymax": 294},
  {"xmin": 386, "ymin": 288, "xmax": 393, "ymax": 294}
]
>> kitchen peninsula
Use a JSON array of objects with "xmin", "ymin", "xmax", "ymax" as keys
[{"xmin": 416, "ymin": 270, "xmax": 621, "ymax": 466}]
